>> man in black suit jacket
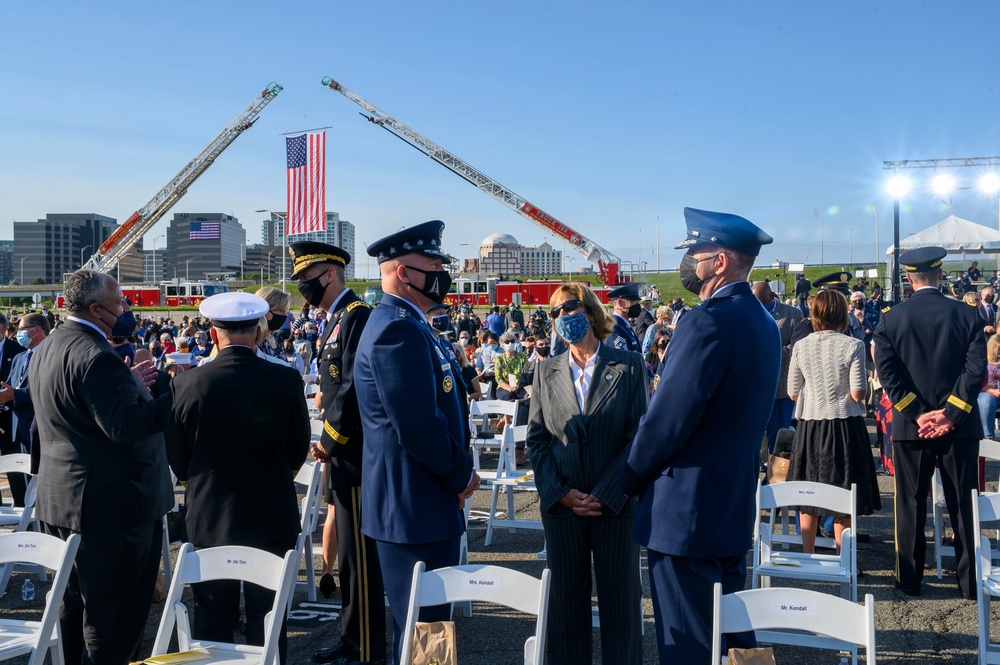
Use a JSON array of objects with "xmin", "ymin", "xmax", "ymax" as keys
[
  {"xmin": 0, "ymin": 313, "xmax": 50, "ymax": 495},
  {"xmin": 0, "ymin": 311, "xmax": 27, "ymax": 505},
  {"xmin": 167, "ymin": 292, "xmax": 310, "ymax": 661},
  {"xmin": 874, "ymin": 246, "xmax": 986, "ymax": 599},
  {"xmin": 30, "ymin": 271, "xmax": 170, "ymax": 665}
]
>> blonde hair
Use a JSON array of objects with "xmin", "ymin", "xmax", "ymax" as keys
[
  {"xmin": 655, "ymin": 305, "xmax": 673, "ymax": 323},
  {"xmin": 255, "ymin": 286, "xmax": 291, "ymax": 313},
  {"xmin": 964, "ymin": 291, "xmax": 982, "ymax": 306},
  {"xmin": 989, "ymin": 334, "xmax": 1000, "ymax": 364},
  {"xmin": 548, "ymin": 283, "xmax": 613, "ymax": 341}
]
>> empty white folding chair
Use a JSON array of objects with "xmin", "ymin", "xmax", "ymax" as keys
[
  {"xmin": 0, "ymin": 531, "xmax": 81, "ymax": 665},
  {"xmin": 711, "ymin": 583, "xmax": 876, "ymax": 665},
  {"xmin": 0, "ymin": 474, "xmax": 47, "ymax": 597},
  {"xmin": 400, "ymin": 562, "xmax": 550, "ymax": 665},
  {"xmin": 935, "ymin": 439, "xmax": 1000, "ymax": 578},
  {"xmin": 974, "ymin": 489, "xmax": 1000, "ymax": 664},
  {"xmin": 752, "ymin": 480, "xmax": 858, "ymax": 601},
  {"xmin": 287, "ymin": 461, "xmax": 324, "ymax": 613},
  {"xmin": 485, "ymin": 426, "xmax": 542, "ymax": 546},
  {"xmin": 151, "ymin": 542, "xmax": 298, "ymax": 665},
  {"xmin": 468, "ymin": 400, "xmax": 519, "ymax": 476}
]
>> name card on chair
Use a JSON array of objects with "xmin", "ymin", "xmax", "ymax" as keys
[
  {"xmin": 770, "ymin": 598, "xmax": 817, "ymax": 617},
  {"xmin": 794, "ymin": 487, "xmax": 821, "ymax": 499},
  {"xmin": 221, "ymin": 554, "xmax": 253, "ymax": 570},
  {"xmin": 10, "ymin": 458, "xmax": 26, "ymax": 468},
  {"xmin": 462, "ymin": 570, "xmax": 502, "ymax": 589}
]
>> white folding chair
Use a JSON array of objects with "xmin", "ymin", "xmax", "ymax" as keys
[
  {"xmin": 151, "ymin": 542, "xmax": 298, "ymax": 665},
  {"xmin": 468, "ymin": 400, "xmax": 519, "ymax": 476},
  {"xmin": 711, "ymin": 583, "xmax": 876, "ymax": 665},
  {"xmin": 400, "ymin": 562, "xmax": 550, "ymax": 665},
  {"xmin": 935, "ymin": 439, "xmax": 1000, "ymax": 578},
  {"xmin": 485, "ymin": 426, "xmax": 542, "ymax": 546},
  {"xmin": 0, "ymin": 531, "xmax": 81, "ymax": 665},
  {"xmin": 752, "ymin": 480, "xmax": 858, "ymax": 601},
  {"xmin": 974, "ymin": 489, "xmax": 1000, "ymax": 664},
  {"xmin": 287, "ymin": 461, "xmax": 324, "ymax": 613},
  {"xmin": 0, "ymin": 474, "xmax": 47, "ymax": 597}
]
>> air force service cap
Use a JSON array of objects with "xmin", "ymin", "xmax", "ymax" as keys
[
  {"xmin": 814, "ymin": 272, "xmax": 853, "ymax": 296},
  {"xmin": 675, "ymin": 207, "xmax": 773, "ymax": 257},
  {"xmin": 289, "ymin": 241, "xmax": 351, "ymax": 279},
  {"xmin": 899, "ymin": 246, "xmax": 947, "ymax": 272},
  {"xmin": 199, "ymin": 292, "xmax": 269, "ymax": 330},
  {"xmin": 367, "ymin": 220, "xmax": 450, "ymax": 264},
  {"xmin": 607, "ymin": 283, "xmax": 641, "ymax": 300}
]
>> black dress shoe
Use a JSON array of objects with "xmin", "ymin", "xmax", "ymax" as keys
[
  {"xmin": 313, "ymin": 642, "xmax": 350, "ymax": 663},
  {"xmin": 894, "ymin": 582, "xmax": 921, "ymax": 597},
  {"xmin": 855, "ymin": 531, "xmax": 871, "ymax": 543},
  {"xmin": 319, "ymin": 572, "xmax": 337, "ymax": 599}
]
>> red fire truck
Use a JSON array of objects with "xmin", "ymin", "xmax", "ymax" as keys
[
  {"xmin": 58, "ymin": 280, "xmax": 229, "ymax": 309},
  {"xmin": 445, "ymin": 276, "xmax": 612, "ymax": 308}
]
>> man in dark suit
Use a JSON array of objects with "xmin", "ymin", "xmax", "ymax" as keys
[
  {"xmin": 874, "ymin": 246, "xmax": 986, "ymax": 599},
  {"xmin": 0, "ymin": 311, "xmax": 27, "ymax": 505},
  {"xmin": 31, "ymin": 270, "xmax": 170, "ymax": 665},
  {"xmin": 289, "ymin": 241, "xmax": 386, "ymax": 665},
  {"xmin": 624, "ymin": 208, "xmax": 780, "ymax": 664},
  {"xmin": 356, "ymin": 221, "xmax": 479, "ymax": 665},
  {"xmin": 606, "ymin": 283, "xmax": 643, "ymax": 354},
  {"xmin": 167, "ymin": 292, "xmax": 310, "ymax": 662},
  {"xmin": 632, "ymin": 295, "xmax": 656, "ymax": 341},
  {"xmin": 794, "ymin": 272, "xmax": 812, "ymax": 315},
  {"xmin": 0, "ymin": 313, "xmax": 50, "ymax": 489}
]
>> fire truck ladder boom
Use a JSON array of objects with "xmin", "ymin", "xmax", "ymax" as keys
[
  {"xmin": 321, "ymin": 76, "xmax": 622, "ymax": 284},
  {"xmin": 84, "ymin": 83, "xmax": 283, "ymax": 274}
]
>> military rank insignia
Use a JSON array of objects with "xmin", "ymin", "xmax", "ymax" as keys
[
  {"xmin": 329, "ymin": 364, "xmax": 340, "ymax": 379},
  {"xmin": 443, "ymin": 375, "xmax": 453, "ymax": 393}
]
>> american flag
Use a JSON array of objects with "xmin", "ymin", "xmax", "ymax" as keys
[
  {"xmin": 286, "ymin": 132, "xmax": 326, "ymax": 236},
  {"xmin": 189, "ymin": 221, "xmax": 221, "ymax": 240}
]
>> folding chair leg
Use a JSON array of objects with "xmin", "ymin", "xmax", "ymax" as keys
[
  {"xmin": 453, "ymin": 535, "xmax": 472, "ymax": 618},
  {"xmin": 934, "ymin": 507, "xmax": 944, "ymax": 579},
  {"xmin": 485, "ymin": 485, "xmax": 501, "ymax": 547},
  {"xmin": 161, "ymin": 514, "xmax": 172, "ymax": 588},
  {"xmin": 0, "ymin": 561, "xmax": 13, "ymax": 598},
  {"xmin": 304, "ymin": 533, "xmax": 317, "ymax": 602},
  {"xmin": 507, "ymin": 487, "xmax": 516, "ymax": 535}
]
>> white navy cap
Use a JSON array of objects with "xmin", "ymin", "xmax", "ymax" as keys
[
  {"xmin": 164, "ymin": 352, "xmax": 191, "ymax": 366},
  {"xmin": 199, "ymin": 292, "xmax": 269, "ymax": 330}
]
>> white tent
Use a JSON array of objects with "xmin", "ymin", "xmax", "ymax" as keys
[{"xmin": 885, "ymin": 215, "xmax": 1000, "ymax": 255}]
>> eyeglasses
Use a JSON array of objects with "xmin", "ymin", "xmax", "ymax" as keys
[{"xmin": 551, "ymin": 299, "xmax": 584, "ymax": 318}]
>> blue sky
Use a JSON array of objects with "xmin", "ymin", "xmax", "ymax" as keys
[{"xmin": 3, "ymin": 1, "xmax": 999, "ymax": 275}]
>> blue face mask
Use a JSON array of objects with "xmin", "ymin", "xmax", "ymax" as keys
[
  {"xmin": 554, "ymin": 310, "xmax": 590, "ymax": 345},
  {"xmin": 15, "ymin": 330, "xmax": 31, "ymax": 348}
]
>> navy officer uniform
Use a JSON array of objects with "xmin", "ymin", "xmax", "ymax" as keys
[
  {"xmin": 288, "ymin": 241, "xmax": 386, "ymax": 665},
  {"xmin": 624, "ymin": 208, "xmax": 780, "ymax": 664},
  {"xmin": 789, "ymin": 271, "xmax": 865, "ymax": 348},
  {"xmin": 355, "ymin": 221, "xmax": 475, "ymax": 665},
  {"xmin": 606, "ymin": 283, "xmax": 643, "ymax": 354},
  {"xmin": 873, "ymin": 246, "xmax": 986, "ymax": 599}
]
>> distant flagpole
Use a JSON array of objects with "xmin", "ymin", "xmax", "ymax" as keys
[{"xmin": 286, "ymin": 131, "xmax": 327, "ymax": 236}]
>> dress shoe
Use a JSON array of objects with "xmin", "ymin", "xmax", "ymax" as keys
[
  {"xmin": 855, "ymin": 531, "xmax": 871, "ymax": 543},
  {"xmin": 313, "ymin": 642, "xmax": 350, "ymax": 663},
  {"xmin": 319, "ymin": 572, "xmax": 337, "ymax": 599},
  {"xmin": 894, "ymin": 582, "xmax": 921, "ymax": 597}
]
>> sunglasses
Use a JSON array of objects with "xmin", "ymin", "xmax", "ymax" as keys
[{"xmin": 551, "ymin": 299, "xmax": 584, "ymax": 318}]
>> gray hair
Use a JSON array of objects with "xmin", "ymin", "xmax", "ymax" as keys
[{"xmin": 64, "ymin": 270, "xmax": 116, "ymax": 313}]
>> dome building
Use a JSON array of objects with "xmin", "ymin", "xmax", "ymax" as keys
[{"xmin": 478, "ymin": 233, "xmax": 562, "ymax": 277}]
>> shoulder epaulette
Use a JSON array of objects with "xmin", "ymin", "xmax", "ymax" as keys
[
  {"xmin": 881, "ymin": 306, "xmax": 891, "ymax": 313},
  {"xmin": 346, "ymin": 301, "xmax": 368, "ymax": 313}
]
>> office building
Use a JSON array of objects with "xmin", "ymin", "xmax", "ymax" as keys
[
  {"xmin": 477, "ymin": 234, "xmax": 562, "ymax": 278},
  {"xmin": 0, "ymin": 241, "xmax": 12, "ymax": 284},
  {"xmin": 164, "ymin": 213, "xmax": 246, "ymax": 282},
  {"xmin": 260, "ymin": 212, "xmax": 357, "ymax": 279},
  {"xmin": 13, "ymin": 213, "xmax": 117, "ymax": 284}
]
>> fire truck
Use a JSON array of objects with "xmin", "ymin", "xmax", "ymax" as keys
[
  {"xmin": 58, "ymin": 83, "xmax": 283, "ymax": 308},
  {"xmin": 446, "ymin": 276, "xmax": 613, "ymax": 308},
  {"xmin": 322, "ymin": 77, "xmax": 631, "ymax": 288}
]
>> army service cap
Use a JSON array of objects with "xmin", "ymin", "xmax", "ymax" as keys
[
  {"xmin": 289, "ymin": 241, "xmax": 351, "ymax": 279},
  {"xmin": 899, "ymin": 246, "xmax": 947, "ymax": 272},
  {"xmin": 675, "ymin": 207, "xmax": 773, "ymax": 257},
  {"xmin": 813, "ymin": 271, "xmax": 853, "ymax": 296}
]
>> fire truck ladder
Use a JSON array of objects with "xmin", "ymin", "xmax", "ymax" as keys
[
  {"xmin": 321, "ymin": 76, "xmax": 623, "ymax": 285},
  {"xmin": 83, "ymin": 82, "xmax": 284, "ymax": 274}
]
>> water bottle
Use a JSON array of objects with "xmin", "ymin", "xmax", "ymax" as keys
[{"xmin": 21, "ymin": 578, "xmax": 34, "ymax": 602}]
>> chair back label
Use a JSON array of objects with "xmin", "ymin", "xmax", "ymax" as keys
[
  {"xmin": 770, "ymin": 598, "xmax": 817, "ymax": 617},
  {"xmin": 221, "ymin": 554, "xmax": 254, "ymax": 570},
  {"xmin": 462, "ymin": 570, "xmax": 503, "ymax": 589}
]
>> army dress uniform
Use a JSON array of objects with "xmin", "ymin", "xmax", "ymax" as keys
[
  {"xmin": 289, "ymin": 241, "xmax": 386, "ymax": 665},
  {"xmin": 873, "ymin": 246, "xmax": 986, "ymax": 599}
]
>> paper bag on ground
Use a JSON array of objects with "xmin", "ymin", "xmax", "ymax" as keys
[
  {"xmin": 411, "ymin": 620, "xmax": 457, "ymax": 665},
  {"xmin": 728, "ymin": 646, "xmax": 777, "ymax": 665}
]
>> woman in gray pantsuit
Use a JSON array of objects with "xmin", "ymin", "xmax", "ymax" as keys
[{"xmin": 527, "ymin": 283, "xmax": 648, "ymax": 665}]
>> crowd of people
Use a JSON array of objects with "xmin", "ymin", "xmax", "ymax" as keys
[{"xmin": 1, "ymin": 210, "xmax": 996, "ymax": 665}]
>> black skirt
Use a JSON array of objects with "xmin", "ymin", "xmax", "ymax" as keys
[{"xmin": 786, "ymin": 416, "xmax": 882, "ymax": 517}]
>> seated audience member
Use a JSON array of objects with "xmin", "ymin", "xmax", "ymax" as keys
[
  {"xmin": 642, "ymin": 306, "xmax": 674, "ymax": 355},
  {"xmin": 160, "ymin": 332, "xmax": 177, "ymax": 354},
  {"xmin": 454, "ymin": 342, "xmax": 482, "ymax": 401},
  {"xmin": 285, "ymin": 339, "xmax": 305, "ymax": 374},
  {"xmin": 979, "ymin": 334, "xmax": 1000, "ymax": 440}
]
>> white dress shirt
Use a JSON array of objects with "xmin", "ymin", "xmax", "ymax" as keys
[{"xmin": 568, "ymin": 347, "xmax": 599, "ymax": 413}]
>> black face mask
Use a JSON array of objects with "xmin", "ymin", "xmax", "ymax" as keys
[
  {"xmin": 535, "ymin": 346, "xmax": 550, "ymax": 357},
  {"xmin": 297, "ymin": 272, "xmax": 328, "ymax": 309},
  {"xmin": 852, "ymin": 301, "xmax": 864, "ymax": 310},
  {"xmin": 151, "ymin": 348, "xmax": 163, "ymax": 358},
  {"xmin": 267, "ymin": 312, "xmax": 288, "ymax": 331},
  {"xmin": 626, "ymin": 303, "xmax": 642, "ymax": 319},
  {"xmin": 679, "ymin": 254, "xmax": 710, "ymax": 295},
  {"xmin": 986, "ymin": 295, "xmax": 995, "ymax": 304},
  {"xmin": 405, "ymin": 265, "xmax": 452, "ymax": 305}
]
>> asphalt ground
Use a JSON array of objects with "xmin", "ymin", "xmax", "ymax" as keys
[{"xmin": 0, "ymin": 426, "xmax": 995, "ymax": 664}]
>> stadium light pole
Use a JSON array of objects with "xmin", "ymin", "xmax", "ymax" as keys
[
  {"xmin": 19, "ymin": 256, "xmax": 31, "ymax": 285},
  {"xmin": 886, "ymin": 175, "xmax": 911, "ymax": 303},
  {"xmin": 80, "ymin": 246, "xmax": 91, "ymax": 271},
  {"xmin": 256, "ymin": 210, "xmax": 287, "ymax": 292},
  {"xmin": 152, "ymin": 235, "xmax": 164, "ymax": 283},
  {"xmin": 185, "ymin": 256, "xmax": 200, "ymax": 282}
]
